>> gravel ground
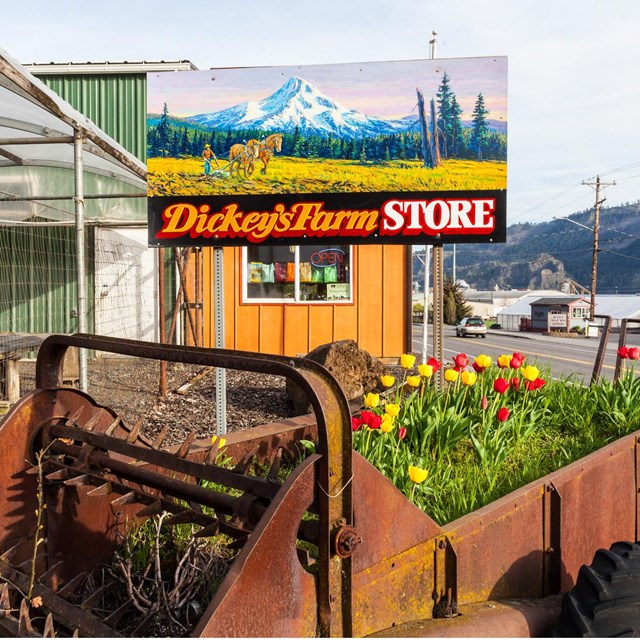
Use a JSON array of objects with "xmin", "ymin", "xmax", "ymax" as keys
[{"xmin": 19, "ymin": 356, "xmax": 296, "ymax": 445}]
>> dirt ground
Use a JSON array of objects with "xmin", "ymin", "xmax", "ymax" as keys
[{"xmin": 19, "ymin": 356, "xmax": 296, "ymax": 446}]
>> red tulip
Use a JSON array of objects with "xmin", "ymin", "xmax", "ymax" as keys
[
  {"xmin": 497, "ymin": 407, "xmax": 510, "ymax": 422},
  {"xmin": 427, "ymin": 357, "xmax": 442, "ymax": 372},
  {"xmin": 510, "ymin": 377, "xmax": 521, "ymax": 391},
  {"xmin": 618, "ymin": 346, "xmax": 630, "ymax": 359},
  {"xmin": 629, "ymin": 347, "xmax": 640, "ymax": 361},
  {"xmin": 360, "ymin": 410, "xmax": 381, "ymax": 429},
  {"xmin": 510, "ymin": 352, "xmax": 525, "ymax": 369},
  {"xmin": 493, "ymin": 377, "xmax": 509, "ymax": 394},
  {"xmin": 351, "ymin": 417, "xmax": 362, "ymax": 431},
  {"xmin": 454, "ymin": 353, "xmax": 469, "ymax": 370},
  {"xmin": 525, "ymin": 378, "xmax": 546, "ymax": 391},
  {"xmin": 472, "ymin": 361, "xmax": 484, "ymax": 373},
  {"xmin": 398, "ymin": 427, "xmax": 407, "ymax": 441}
]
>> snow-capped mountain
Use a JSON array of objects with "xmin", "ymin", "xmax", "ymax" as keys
[{"xmin": 187, "ymin": 76, "xmax": 414, "ymax": 139}]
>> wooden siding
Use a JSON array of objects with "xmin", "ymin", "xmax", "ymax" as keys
[{"xmin": 202, "ymin": 245, "xmax": 409, "ymax": 359}]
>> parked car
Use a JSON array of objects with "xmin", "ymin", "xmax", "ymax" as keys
[{"xmin": 456, "ymin": 316, "xmax": 487, "ymax": 338}]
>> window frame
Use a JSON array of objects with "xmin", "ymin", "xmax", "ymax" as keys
[{"xmin": 241, "ymin": 245, "xmax": 354, "ymax": 304}]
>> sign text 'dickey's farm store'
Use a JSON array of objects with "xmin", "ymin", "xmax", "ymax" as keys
[{"xmin": 147, "ymin": 56, "xmax": 507, "ymax": 247}]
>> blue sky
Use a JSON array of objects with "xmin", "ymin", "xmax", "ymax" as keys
[{"xmin": 3, "ymin": 0, "xmax": 640, "ymax": 224}]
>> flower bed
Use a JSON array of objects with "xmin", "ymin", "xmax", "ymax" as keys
[{"xmin": 352, "ymin": 348, "xmax": 640, "ymax": 525}]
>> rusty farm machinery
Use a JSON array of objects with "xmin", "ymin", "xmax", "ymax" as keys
[{"xmin": 0, "ymin": 332, "xmax": 639, "ymax": 637}]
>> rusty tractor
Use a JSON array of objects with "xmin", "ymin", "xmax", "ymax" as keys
[{"xmin": 0, "ymin": 329, "xmax": 638, "ymax": 637}]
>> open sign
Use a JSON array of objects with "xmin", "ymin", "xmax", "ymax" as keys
[{"xmin": 310, "ymin": 248, "xmax": 345, "ymax": 268}]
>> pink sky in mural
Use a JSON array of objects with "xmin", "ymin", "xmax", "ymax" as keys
[{"xmin": 148, "ymin": 56, "xmax": 507, "ymax": 125}]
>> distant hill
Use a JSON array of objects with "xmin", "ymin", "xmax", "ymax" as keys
[{"xmin": 413, "ymin": 201, "xmax": 640, "ymax": 295}]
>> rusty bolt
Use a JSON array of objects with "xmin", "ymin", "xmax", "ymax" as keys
[
  {"xmin": 546, "ymin": 547, "xmax": 555, "ymax": 555},
  {"xmin": 438, "ymin": 539, "xmax": 447, "ymax": 549},
  {"xmin": 334, "ymin": 525, "xmax": 362, "ymax": 558}
]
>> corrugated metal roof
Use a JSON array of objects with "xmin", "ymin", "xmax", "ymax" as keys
[
  {"xmin": 0, "ymin": 46, "xmax": 146, "ymax": 222},
  {"xmin": 498, "ymin": 293, "xmax": 640, "ymax": 320},
  {"xmin": 24, "ymin": 61, "xmax": 197, "ymax": 75},
  {"xmin": 530, "ymin": 296, "xmax": 587, "ymax": 306}
]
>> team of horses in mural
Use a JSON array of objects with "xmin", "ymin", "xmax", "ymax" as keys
[{"xmin": 226, "ymin": 133, "xmax": 283, "ymax": 179}]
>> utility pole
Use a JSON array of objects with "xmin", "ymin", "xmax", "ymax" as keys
[{"xmin": 582, "ymin": 175, "xmax": 615, "ymax": 322}]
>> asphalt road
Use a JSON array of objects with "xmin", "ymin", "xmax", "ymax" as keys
[{"xmin": 412, "ymin": 324, "xmax": 640, "ymax": 384}]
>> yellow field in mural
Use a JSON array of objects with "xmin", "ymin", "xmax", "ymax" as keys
[{"xmin": 148, "ymin": 156, "xmax": 506, "ymax": 197}]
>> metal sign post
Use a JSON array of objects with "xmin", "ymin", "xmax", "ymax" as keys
[{"xmin": 214, "ymin": 247, "xmax": 227, "ymax": 435}]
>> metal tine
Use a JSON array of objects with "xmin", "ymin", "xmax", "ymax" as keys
[
  {"xmin": 164, "ymin": 510, "xmax": 197, "ymax": 526},
  {"xmin": 151, "ymin": 425, "xmax": 170, "ymax": 450},
  {"xmin": 79, "ymin": 581, "xmax": 115, "ymax": 609},
  {"xmin": 267, "ymin": 447, "xmax": 283, "ymax": 483},
  {"xmin": 226, "ymin": 534, "xmax": 249, "ymax": 550},
  {"xmin": 39, "ymin": 561, "xmax": 65, "ymax": 587},
  {"xmin": 176, "ymin": 429, "xmax": 197, "ymax": 459},
  {"xmin": 104, "ymin": 415, "xmax": 122, "ymax": 437},
  {"xmin": 205, "ymin": 438, "xmax": 221, "ymax": 465},
  {"xmin": 64, "ymin": 474, "xmax": 91, "ymax": 487},
  {"xmin": 233, "ymin": 446, "xmax": 259, "ymax": 474},
  {"xmin": 87, "ymin": 482, "xmax": 113, "ymax": 496},
  {"xmin": 104, "ymin": 599, "xmax": 134, "ymax": 627},
  {"xmin": 111, "ymin": 491, "xmax": 140, "ymax": 507},
  {"xmin": 24, "ymin": 460, "xmax": 55, "ymax": 475},
  {"xmin": 44, "ymin": 468, "xmax": 70, "ymax": 482},
  {"xmin": 135, "ymin": 500, "xmax": 163, "ymax": 518},
  {"xmin": 193, "ymin": 521, "xmax": 220, "ymax": 538},
  {"xmin": 131, "ymin": 611, "xmax": 155, "ymax": 637},
  {"xmin": 0, "ymin": 582, "xmax": 11, "ymax": 615},
  {"xmin": 66, "ymin": 407, "xmax": 84, "ymax": 426},
  {"xmin": 82, "ymin": 409, "xmax": 104, "ymax": 432},
  {"xmin": 72, "ymin": 628, "xmax": 79, "ymax": 638},
  {"xmin": 18, "ymin": 599, "xmax": 36, "ymax": 637},
  {"xmin": 42, "ymin": 613, "xmax": 56, "ymax": 638},
  {"xmin": 126, "ymin": 416, "xmax": 145, "ymax": 444},
  {"xmin": 18, "ymin": 554, "xmax": 45, "ymax": 574},
  {"xmin": 57, "ymin": 572, "xmax": 88, "ymax": 599},
  {"xmin": 1, "ymin": 539, "xmax": 30, "ymax": 561}
]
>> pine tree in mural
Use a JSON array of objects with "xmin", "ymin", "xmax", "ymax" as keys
[
  {"xmin": 157, "ymin": 103, "xmax": 171, "ymax": 158},
  {"xmin": 470, "ymin": 93, "xmax": 490, "ymax": 161},
  {"xmin": 436, "ymin": 72, "xmax": 456, "ymax": 159}
]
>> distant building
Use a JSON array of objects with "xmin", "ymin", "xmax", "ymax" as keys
[{"xmin": 528, "ymin": 296, "xmax": 590, "ymax": 332}]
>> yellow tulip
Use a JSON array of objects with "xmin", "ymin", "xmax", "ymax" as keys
[
  {"xmin": 460, "ymin": 370, "xmax": 477, "ymax": 386},
  {"xmin": 400, "ymin": 353, "xmax": 416, "ymax": 369},
  {"xmin": 364, "ymin": 392, "xmax": 380, "ymax": 408},
  {"xmin": 385, "ymin": 403, "xmax": 401, "ymax": 417},
  {"xmin": 444, "ymin": 368, "xmax": 459, "ymax": 383},
  {"xmin": 211, "ymin": 435, "xmax": 226, "ymax": 449},
  {"xmin": 522, "ymin": 365, "xmax": 540, "ymax": 382},
  {"xmin": 380, "ymin": 414, "xmax": 394, "ymax": 432},
  {"xmin": 408, "ymin": 465, "xmax": 429, "ymax": 483},
  {"xmin": 475, "ymin": 354, "xmax": 492, "ymax": 370},
  {"xmin": 418, "ymin": 363, "xmax": 434, "ymax": 378},
  {"xmin": 497, "ymin": 354, "xmax": 512, "ymax": 368},
  {"xmin": 380, "ymin": 374, "xmax": 396, "ymax": 388},
  {"xmin": 406, "ymin": 375, "xmax": 421, "ymax": 388}
]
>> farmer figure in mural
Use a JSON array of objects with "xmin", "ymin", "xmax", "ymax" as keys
[{"xmin": 202, "ymin": 144, "xmax": 216, "ymax": 175}]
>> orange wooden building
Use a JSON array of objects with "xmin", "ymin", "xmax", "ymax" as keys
[{"xmin": 200, "ymin": 244, "xmax": 412, "ymax": 360}]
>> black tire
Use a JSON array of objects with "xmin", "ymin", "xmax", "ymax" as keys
[{"xmin": 553, "ymin": 541, "xmax": 640, "ymax": 637}]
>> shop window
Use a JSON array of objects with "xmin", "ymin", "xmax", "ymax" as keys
[
  {"xmin": 571, "ymin": 306, "xmax": 590, "ymax": 318},
  {"xmin": 243, "ymin": 245, "xmax": 352, "ymax": 303}
]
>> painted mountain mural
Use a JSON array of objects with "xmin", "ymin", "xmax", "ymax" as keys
[{"xmin": 186, "ymin": 76, "xmax": 415, "ymax": 139}]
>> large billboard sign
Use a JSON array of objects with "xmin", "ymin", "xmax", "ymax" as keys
[{"xmin": 147, "ymin": 56, "xmax": 507, "ymax": 247}]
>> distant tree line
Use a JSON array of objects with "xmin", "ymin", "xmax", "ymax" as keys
[{"xmin": 148, "ymin": 88, "xmax": 506, "ymax": 163}]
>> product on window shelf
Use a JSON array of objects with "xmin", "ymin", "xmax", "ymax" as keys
[
  {"xmin": 262, "ymin": 263, "xmax": 275, "ymax": 283},
  {"xmin": 274, "ymin": 262, "xmax": 287, "ymax": 283},
  {"xmin": 249, "ymin": 262, "xmax": 263, "ymax": 284},
  {"xmin": 324, "ymin": 264, "xmax": 338, "ymax": 283},
  {"xmin": 299, "ymin": 262, "xmax": 312, "ymax": 283},
  {"xmin": 286, "ymin": 262, "xmax": 295, "ymax": 283}
]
